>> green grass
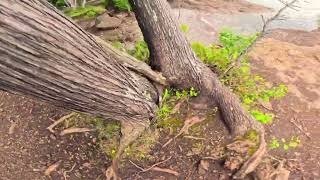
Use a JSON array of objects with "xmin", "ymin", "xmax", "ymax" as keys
[
  {"xmin": 180, "ymin": 24, "xmax": 190, "ymax": 33},
  {"xmin": 112, "ymin": 0, "xmax": 131, "ymax": 11},
  {"xmin": 49, "ymin": 0, "xmax": 67, "ymax": 8},
  {"xmin": 128, "ymin": 40, "xmax": 150, "ymax": 63},
  {"xmin": 156, "ymin": 88, "xmax": 199, "ymax": 130},
  {"xmin": 64, "ymin": 5, "xmax": 106, "ymax": 19}
]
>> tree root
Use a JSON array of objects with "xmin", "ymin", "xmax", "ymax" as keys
[
  {"xmin": 105, "ymin": 120, "xmax": 150, "ymax": 180},
  {"xmin": 233, "ymin": 131, "xmax": 267, "ymax": 179},
  {"xmin": 47, "ymin": 112, "xmax": 77, "ymax": 133}
]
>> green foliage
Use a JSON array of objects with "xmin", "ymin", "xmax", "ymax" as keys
[
  {"xmin": 128, "ymin": 40, "xmax": 150, "ymax": 63},
  {"xmin": 191, "ymin": 30, "xmax": 288, "ymax": 124},
  {"xmin": 180, "ymin": 24, "xmax": 190, "ymax": 33},
  {"xmin": 112, "ymin": 0, "xmax": 132, "ymax": 11},
  {"xmin": 282, "ymin": 136, "xmax": 300, "ymax": 151},
  {"xmin": 111, "ymin": 41, "xmax": 126, "ymax": 51},
  {"xmin": 269, "ymin": 136, "xmax": 300, "ymax": 151},
  {"xmin": 192, "ymin": 30, "xmax": 257, "ymax": 74},
  {"xmin": 269, "ymin": 138, "xmax": 280, "ymax": 149},
  {"xmin": 64, "ymin": 6, "xmax": 106, "ymax": 19},
  {"xmin": 48, "ymin": 0, "xmax": 66, "ymax": 9},
  {"xmin": 250, "ymin": 110, "xmax": 273, "ymax": 124},
  {"xmin": 175, "ymin": 87, "xmax": 199, "ymax": 100},
  {"xmin": 101, "ymin": 0, "xmax": 110, "ymax": 7}
]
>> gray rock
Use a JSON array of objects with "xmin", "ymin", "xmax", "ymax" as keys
[{"xmin": 95, "ymin": 13, "xmax": 122, "ymax": 30}]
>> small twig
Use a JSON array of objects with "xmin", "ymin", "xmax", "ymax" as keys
[
  {"xmin": 183, "ymin": 136, "xmax": 205, "ymax": 140},
  {"xmin": 220, "ymin": 0, "xmax": 300, "ymax": 78},
  {"xmin": 47, "ymin": 112, "xmax": 77, "ymax": 133},
  {"xmin": 60, "ymin": 127, "xmax": 95, "ymax": 136},
  {"xmin": 130, "ymin": 156, "xmax": 176, "ymax": 175},
  {"xmin": 289, "ymin": 118, "xmax": 311, "ymax": 139},
  {"xmin": 63, "ymin": 163, "xmax": 76, "ymax": 180},
  {"xmin": 162, "ymin": 116, "xmax": 206, "ymax": 148},
  {"xmin": 151, "ymin": 167, "xmax": 179, "ymax": 176},
  {"xmin": 202, "ymin": 155, "xmax": 226, "ymax": 161}
]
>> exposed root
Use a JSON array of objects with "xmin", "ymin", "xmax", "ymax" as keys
[
  {"xmin": 105, "ymin": 120, "xmax": 150, "ymax": 180},
  {"xmin": 170, "ymin": 99, "xmax": 186, "ymax": 114},
  {"xmin": 59, "ymin": 127, "xmax": 95, "ymax": 136},
  {"xmin": 47, "ymin": 112, "xmax": 77, "ymax": 133},
  {"xmin": 162, "ymin": 116, "xmax": 206, "ymax": 148},
  {"xmin": 233, "ymin": 132, "xmax": 267, "ymax": 179},
  {"xmin": 105, "ymin": 163, "xmax": 120, "ymax": 180}
]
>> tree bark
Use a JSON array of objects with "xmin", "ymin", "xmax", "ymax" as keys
[
  {"xmin": 0, "ymin": 0, "xmax": 157, "ymax": 123},
  {"xmin": 130, "ymin": 0, "xmax": 263, "ymax": 135}
]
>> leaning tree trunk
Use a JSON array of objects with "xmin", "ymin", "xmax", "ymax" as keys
[
  {"xmin": 130, "ymin": 0, "xmax": 263, "ymax": 135},
  {"xmin": 0, "ymin": 0, "xmax": 158, "ymax": 123}
]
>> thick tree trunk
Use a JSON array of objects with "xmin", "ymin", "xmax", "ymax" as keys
[
  {"xmin": 0, "ymin": 0, "xmax": 157, "ymax": 123},
  {"xmin": 130, "ymin": 0, "xmax": 263, "ymax": 135}
]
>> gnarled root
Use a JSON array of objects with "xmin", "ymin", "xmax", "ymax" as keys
[{"xmin": 233, "ymin": 131, "xmax": 267, "ymax": 179}]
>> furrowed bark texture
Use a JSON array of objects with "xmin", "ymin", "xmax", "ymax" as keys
[
  {"xmin": 130, "ymin": 0, "xmax": 263, "ymax": 135},
  {"xmin": 0, "ymin": 0, "xmax": 157, "ymax": 123}
]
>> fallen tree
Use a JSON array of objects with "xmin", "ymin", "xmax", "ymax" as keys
[{"xmin": 0, "ymin": 0, "xmax": 265, "ymax": 179}]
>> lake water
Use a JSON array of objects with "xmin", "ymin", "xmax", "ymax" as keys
[{"xmin": 173, "ymin": 0, "xmax": 320, "ymax": 43}]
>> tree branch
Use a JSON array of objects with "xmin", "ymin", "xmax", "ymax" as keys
[{"xmin": 94, "ymin": 36, "xmax": 167, "ymax": 86}]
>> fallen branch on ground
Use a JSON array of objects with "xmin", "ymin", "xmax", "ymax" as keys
[
  {"xmin": 60, "ymin": 127, "xmax": 95, "ymax": 136},
  {"xmin": 47, "ymin": 112, "xmax": 77, "ymax": 133},
  {"xmin": 129, "ymin": 156, "xmax": 179, "ymax": 176}
]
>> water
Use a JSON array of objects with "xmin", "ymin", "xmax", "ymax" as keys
[
  {"xmin": 247, "ymin": 0, "xmax": 320, "ymax": 30},
  {"xmin": 173, "ymin": 0, "xmax": 320, "ymax": 44}
]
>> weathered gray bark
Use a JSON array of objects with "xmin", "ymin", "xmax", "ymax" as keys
[
  {"xmin": 0, "ymin": 0, "xmax": 157, "ymax": 123},
  {"xmin": 130, "ymin": 0, "xmax": 263, "ymax": 135}
]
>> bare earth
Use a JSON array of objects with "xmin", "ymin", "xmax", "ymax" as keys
[
  {"xmin": 1, "ymin": 1, "xmax": 320, "ymax": 180},
  {"xmin": 249, "ymin": 29, "xmax": 320, "ymax": 179}
]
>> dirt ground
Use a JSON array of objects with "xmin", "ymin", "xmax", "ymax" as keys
[
  {"xmin": 249, "ymin": 29, "xmax": 320, "ymax": 179},
  {"xmin": 1, "ymin": 1, "xmax": 320, "ymax": 180}
]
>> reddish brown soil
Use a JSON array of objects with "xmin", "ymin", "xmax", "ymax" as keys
[
  {"xmin": 0, "ymin": 92, "xmax": 109, "ymax": 180},
  {"xmin": 249, "ymin": 29, "xmax": 320, "ymax": 179},
  {"xmin": 1, "ymin": 1, "xmax": 319, "ymax": 180}
]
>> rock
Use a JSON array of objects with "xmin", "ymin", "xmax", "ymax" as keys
[
  {"xmin": 75, "ymin": 19, "xmax": 96, "ymax": 30},
  {"xmin": 95, "ymin": 13, "xmax": 122, "ymax": 30},
  {"xmin": 99, "ymin": 29, "xmax": 123, "ymax": 41}
]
